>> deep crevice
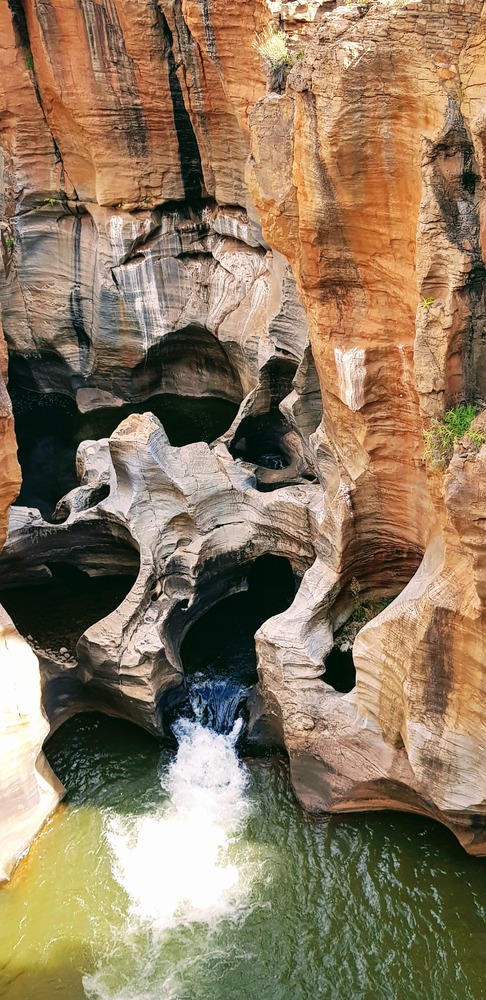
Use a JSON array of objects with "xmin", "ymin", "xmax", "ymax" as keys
[
  {"xmin": 157, "ymin": 8, "xmax": 204, "ymax": 203},
  {"xmin": 7, "ymin": 0, "xmax": 29, "ymax": 48},
  {"xmin": 322, "ymin": 647, "xmax": 356, "ymax": 694},
  {"xmin": 0, "ymin": 564, "xmax": 137, "ymax": 658},
  {"xmin": 180, "ymin": 555, "xmax": 297, "ymax": 686}
]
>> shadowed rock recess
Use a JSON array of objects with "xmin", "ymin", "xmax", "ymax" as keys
[{"xmin": 1, "ymin": 0, "xmax": 486, "ymax": 877}]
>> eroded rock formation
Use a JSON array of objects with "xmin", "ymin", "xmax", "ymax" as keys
[
  {"xmin": 0, "ymin": 413, "xmax": 319, "ymax": 734},
  {"xmin": 249, "ymin": 0, "xmax": 486, "ymax": 852},
  {"xmin": 2, "ymin": 0, "xmax": 486, "ymax": 877},
  {"xmin": 0, "ymin": 322, "xmax": 61, "ymax": 881}
]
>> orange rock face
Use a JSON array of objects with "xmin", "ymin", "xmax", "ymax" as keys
[
  {"xmin": 2, "ymin": 0, "xmax": 486, "ymax": 862},
  {"xmin": 249, "ymin": 0, "xmax": 486, "ymax": 851},
  {"xmin": 11, "ymin": 0, "xmax": 269, "ymax": 208}
]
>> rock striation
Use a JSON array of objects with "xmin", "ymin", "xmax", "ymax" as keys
[
  {"xmin": 2, "ymin": 0, "xmax": 486, "ymax": 875},
  {"xmin": 0, "ymin": 413, "xmax": 319, "ymax": 735},
  {"xmin": 249, "ymin": 0, "xmax": 486, "ymax": 852},
  {"xmin": 0, "ymin": 322, "xmax": 61, "ymax": 881}
]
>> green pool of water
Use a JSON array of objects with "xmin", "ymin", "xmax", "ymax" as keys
[{"xmin": 1, "ymin": 713, "xmax": 486, "ymax": 1000}]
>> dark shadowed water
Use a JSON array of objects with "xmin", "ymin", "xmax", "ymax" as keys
[{"xmin": 1, "ymin": 711, "xmax": 486, "ymax": 1000}]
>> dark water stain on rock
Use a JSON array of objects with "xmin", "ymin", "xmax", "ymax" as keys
[{"xmin": 157, "ymin": 7, "xmax": 204, "ymax": 202}]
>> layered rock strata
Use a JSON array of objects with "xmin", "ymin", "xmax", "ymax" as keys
[
  {"xmin": 1, "ymin": 0, "xmax": 486, "ymax": 874},
  {"xmin": 0, "ymin": 323, "xmax": 61, "ymax": 881},
  {"xmin": 249, "ymin": 0, "xmax": 486, "ymax": 852}
]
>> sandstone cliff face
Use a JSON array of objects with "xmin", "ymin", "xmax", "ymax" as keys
[
  {"xmin": 2, "ymin": 0, "xmax": 486, "ymax": 873},
  {"xmin": 0, "ymin": 306, "xmax": 61, "ymax": 881},
  {"xmin": 249, "ymin": 0, "xmax": 486, "ymax": 851}
]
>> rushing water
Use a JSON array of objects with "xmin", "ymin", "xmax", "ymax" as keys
[{"xmin": 2, "ymin": 711, "xmax": 486, "ymax": 1000}]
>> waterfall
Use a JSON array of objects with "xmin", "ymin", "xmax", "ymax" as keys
[
  {"xmin": 83, "ymin": 684, "xmax": 251, "ymax": 999},
  {"xmin": 185, "ymin": 672, "xmax": 250, "ymax": 736}
]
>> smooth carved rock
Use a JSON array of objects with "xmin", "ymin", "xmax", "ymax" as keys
[
  {"xmin": 0, "ymin": 413, "xmax": 320, "ymax": 738},
  {"xmin": 0, "ymin": 608, "xmax": 63, "ymax": 881},
  {"xmin": 248, "ymin": 0, "xmax": 486, "ymax": 852},
  {"xmin": 2, "ymin": 0, "xmax": 486, "ymax": 870}
]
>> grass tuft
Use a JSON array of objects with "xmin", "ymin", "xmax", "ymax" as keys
[
  {"xmin": 423, "ymin": 405, "xmax": 484, "ymax": 468},
  {"xmin": 254, "ymin": 29, "xmax": 293, "ymax": 93}
]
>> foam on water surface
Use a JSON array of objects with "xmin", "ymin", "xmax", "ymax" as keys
[{"xmin": 83, "ymin": 718, "xmax": 251, "ymax": 999}]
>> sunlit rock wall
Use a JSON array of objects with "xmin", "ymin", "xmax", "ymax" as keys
[
  {"xmin": 249, "ymin": 0, "xmax": 486, "ymax": 852},
  {"xmin": 2, "ymin": 0, "xmax": 486, "ymax": 865},
  {"xmin": 0, "ymin": 308, "xmax": 62, "ymax": 882}
]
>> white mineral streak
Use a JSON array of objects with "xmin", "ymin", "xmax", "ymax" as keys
[
  {"xmin": 334, "ymin": 347, "xmax": 366, "ymax": 412},
  {"xmin": 117, "ymin": 255, "xmax": 168, "ymax": 353},
  {"xmin": 109, "ymin": 215, "xmax": 126, "ymax": 264},
  {"xmin": 109, "ymin": 215, "xmax": 154, "ymax": 266}
]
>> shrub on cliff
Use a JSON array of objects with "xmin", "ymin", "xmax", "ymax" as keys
[
  {"xmin": 255, "ymin": 29, "xmax": 293, "ymax": 94},
  {"xmin": 423, "ymin": 405, "xmax": 484, "ymax": 468}
]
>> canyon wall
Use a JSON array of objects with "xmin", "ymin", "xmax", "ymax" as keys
[
  {"xmin": 1, "ymin": 0, "xmax": 486, "ymax": 875},
  {"xmin": 0, "ymin": 306, "xmax": 61, "ymax": 881}
]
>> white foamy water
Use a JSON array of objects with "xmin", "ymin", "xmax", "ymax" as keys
[
  {"xmin": 84, "ymin": 717, "xmax": 251, "ymax": 999},
  {"xmin": 107, "ymin": 718, "xmax": 248, "ymax": 930}
]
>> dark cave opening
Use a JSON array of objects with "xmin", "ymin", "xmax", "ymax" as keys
[
  {"xmin": 100, "ymin": 326, "xmax": 243, "ymax": 404},
  {"xmin": 9, "ymin": 383, "xmax": 239, "ymax": 520},
  {"xmin": 228, "ymin": 357, "xmax": 299, "ymax": 472},
  {"xmin": 322, "ymin": 647, "xmax": 356, "ymax": 694},
  {"xmin": 260, "ymin": 356, "xmax": 298, "ymax": 403},
  {"xmin": 0, "ymin": 563, "xmax": 137, "ymax": 657},
  {"xmin": 229, "ymin": 409, "xmax": 293, "ymax": 470},
  {"xmin": 180, "ymin": 554, "xmax": 297, "ymax": 687},
  {"xmin": 175, "ymin": 554, "xmax": 297, "ymax": 735}
]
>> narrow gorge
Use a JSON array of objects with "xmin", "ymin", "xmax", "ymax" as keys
[{"xmin": 2, "ymin": 0, "xmax": 486, "ymax": 997}]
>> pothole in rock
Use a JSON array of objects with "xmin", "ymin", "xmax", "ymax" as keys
[
  {"xmin": 174, "ymin": 555, "xmax": 297, "ymax": 734},
  {"xmin": 322, "ymin": 647, "xmax": 356, "ymax": 694},
  {"xmin": 229, "ymin": 409, "xmax": 292, "ymax": 470},
  {"xmin": 10, "ymin": 383, "xmax": 239, "ymax": 520},
  {"xmin": 181, "ymin": 554, "xmax": 297, "ymax": 684},
  {"xmin": 0, "ymin": 564, "xmax": 137, "ymax": 660}
]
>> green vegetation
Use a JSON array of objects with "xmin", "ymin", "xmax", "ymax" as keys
[
  {"xmin": 26, "ymin": 52, "xmax": 34, "ymax": 72},
  {"xmin": 350, "ymin": 577, "xmax": 393, "ymax": 623},
  {"xmin": 254, "ymin": 29, "xmax": 293, "ymax": 93},
  {"xmin": 335, "ymin": 577, "xmax": 394, "ymax": 650},
  {"xmin": 423, "ymin": 405, "xmax": 484, "ymax": 468},
  {"xmin": 421, "ymin": 296, "xmax": 435, "ymax": 309}
]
